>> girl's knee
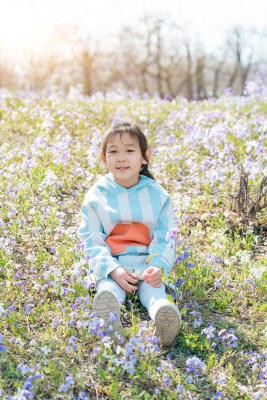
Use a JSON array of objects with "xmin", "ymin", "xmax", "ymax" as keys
[
  {"xmin": 139, "ymin": 280, "xmax": 166, "ymax": 295},
  {"xmin": 96, "ymin": 278, "xmax": 126, "ymax": 304},
  {"xmin": 138, "ymin": 280, "xmax": 168, "ymax": 305}
]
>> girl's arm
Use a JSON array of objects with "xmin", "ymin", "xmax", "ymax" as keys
[
  {"xmin": 78, "ymin": 199, "xmax": 120, "ymax": 280},
  {"xmin": 147, "ymin": 195, "xmax": 176, "ymax": 274}
]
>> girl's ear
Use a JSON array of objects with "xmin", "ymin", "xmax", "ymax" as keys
[
  {"xmin": 101, "ymin": 152, "xmax": 107, "ymax": 165},
  {"xmin": 144, "ymin": 149, "xmax": 152, "ymax": 163}
]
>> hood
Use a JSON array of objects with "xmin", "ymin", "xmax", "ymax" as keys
[{"xmin": 96, "ymin": 172, "xmax": 155, "ymax": 194}]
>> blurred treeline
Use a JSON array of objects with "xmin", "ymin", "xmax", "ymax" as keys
[{"xmin": 1, "ymin": 19, "xmax": 266, "ymax": 99}]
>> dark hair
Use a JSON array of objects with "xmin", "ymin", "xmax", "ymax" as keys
[{"xmin": 102, "ymin": 120, "xmax": 155, "ymax": 180}]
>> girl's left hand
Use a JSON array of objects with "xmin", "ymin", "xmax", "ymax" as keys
[{"xmin": 142, "ymin": 266, "xmax": 162, "ymax": 288}]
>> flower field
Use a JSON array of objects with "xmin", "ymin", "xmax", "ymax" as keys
[{"xmin": 0, "ymin": 79, "xmax": 266, "ymax": 399}]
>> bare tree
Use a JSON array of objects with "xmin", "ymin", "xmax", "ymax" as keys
[
  {"xmin": 185, "ymin": 43, "xmax": 193, "ymax": 100},
  {"xmin": 23, "ymin": 27, "xmax": 71, "ymax": 90},
  {"xmin": 227, "ymin": 28, "xmax": 254, "ymax": 94},
  {"xmin": 0, "ymin": 52, "xmax": 16, "ymax": 88},
  {"xmin": 0, "ymin": 19, "xmax": 267, "ymax": 97},
  {"xmin": 195, "ymin": 54, "xmax": 207, "ymax": 99},
  {"xmin": 70, "ymin": 33, "xmax": 99, "ymax": 96},
  {"xmin": 212, "ymin": 53, "xmax": 228, "ymax": 97}
]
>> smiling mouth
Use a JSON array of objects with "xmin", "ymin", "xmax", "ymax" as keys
[{"xmin": 117, "ymin": 167, "xmax": 129, "ymax": 170}]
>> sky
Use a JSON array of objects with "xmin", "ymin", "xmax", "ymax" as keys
[{"xmin": 0, "ymin": 0, "xmax": 266, "ymax": 57}]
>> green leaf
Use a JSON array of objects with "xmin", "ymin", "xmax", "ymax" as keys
[
  {"xmin": 44, "ymin": 368, "xmax": 51, "ymax": 374},
  {"xmin": 97, "ymin": 367, "xmax": 107, "ymax": 382},
  {"xmin": 167, "ymin": 294, "xmax": 175, "ymax": 304},
  {"xmin": 260, "ymin": 303, "xmax": 267, "ymax": 311}
]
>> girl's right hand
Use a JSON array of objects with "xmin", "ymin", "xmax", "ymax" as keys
[{"xmin": 109, "ymin": 266, "xmax": 138, "ymax": 292}]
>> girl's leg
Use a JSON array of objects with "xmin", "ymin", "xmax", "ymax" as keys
[
  {"xmin": 93, "ymin": 279, "xmax": 126, "ymax": 336},
  {"xmin": 96, "ymin": 279, "xmax": 126, "ymax": 305},
  {"xmin": 138, "ymin": 280, "xmax": 181, "ymax": 346},
  {"xmin": 138, "ymin": 280, "xmax": 170, "ymax": 320}
]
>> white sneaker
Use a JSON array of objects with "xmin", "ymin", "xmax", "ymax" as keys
[
  {"xmin": 154, "ymin": 303, "xmax": 181, "ymax": 346},
  {"xmin": 93, "ymin": 290, "xmax": 123, "ymax": 335}
]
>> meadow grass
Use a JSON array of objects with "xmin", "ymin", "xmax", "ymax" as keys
[{"xmin": 0, "ymin": 82, "xmax": 266, "ymax": 399}]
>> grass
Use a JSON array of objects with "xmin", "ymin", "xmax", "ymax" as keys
[{"xmin": 0, "ymin": 82, "xmax": 266, "ymax": 399}]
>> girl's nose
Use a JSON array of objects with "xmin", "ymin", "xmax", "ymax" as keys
[{"xmin": 117, "ymin": 152, "xmax": 126, "ymax": 161}]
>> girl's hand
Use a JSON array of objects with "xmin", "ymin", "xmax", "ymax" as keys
[
  {"xmin": 109, "ymin": 266, "xmax": 138, "ymax": 293},
  {"xmin": 143, "ymin": 266, "xmax": 162, "ymax": 288}
]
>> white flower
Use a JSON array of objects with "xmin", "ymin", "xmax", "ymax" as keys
[
  {"xmin": 26, "ymin": 253, "xmax": 36, "ymax": 261},
  {"xmin": 245, "ymin": 81, "xmax": 258, "ymax": 95},
  {"xmin": 41, "ymin": 117, "xmax": 54, "ymax": 132},
  {"xmin": 15, "ymin": 338, "xmax": 25, "ymax": 346},
  {"xmin": 10, "ymin": 388, "xmax": 31, "ymax": 400},
  {"xmin": 77, "ymin": 320, "xmax": 83, "ymax": 329},
  {"xmin": 239, "ymin": 385, "xmax": 249, "ymax": 393},
  {"xmin": 0, "ymin": 143, "xmax": 9, "ymax": 153},
  {"xmin": 0, "ymin": 303, "xmax": 5, "ymax": 316},
  {"xmin": 246, "ymin": 140, "xmax": 258, "ymax": 153},
  {"xmin": 249, "ymin": 264, "xmax": 266, "ymax": 279},
  {"xmin": 39, "ymin": 169, "xmax": 58, "ymax": 188},
  {"xmin": 40, "ymin": 345, "xmax": 51, "ymax": 355},
  {"xmin": 260, "ymin": 120, "xmax": 267, "ymax": 133}
]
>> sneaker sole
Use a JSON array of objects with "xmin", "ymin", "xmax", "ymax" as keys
[
  {"xmin": 154, "ymin": 305, "xmax": 181, "ymax": 346},
  {"xmin": 93, "ymin": 290, "xmax": 123, "ymax": 334}
]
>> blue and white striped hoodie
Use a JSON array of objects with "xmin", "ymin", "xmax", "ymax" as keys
[{"xmin": 78, "ymin": 173, "xmax": 176, "ymax": 282}]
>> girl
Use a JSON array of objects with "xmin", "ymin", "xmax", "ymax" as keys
[{"xmin": 78, "ymin": 121, "xmax": 181, "ymax": 346}]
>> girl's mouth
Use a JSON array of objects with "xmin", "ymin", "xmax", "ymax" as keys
[{"xmin": 117, "ymin": 167, "xmax": 129, "ymax": 170}]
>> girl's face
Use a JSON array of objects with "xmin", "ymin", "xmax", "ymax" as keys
[{"xmin": 102, "ymin": 132, "xmax": 151, "ymax": 189}]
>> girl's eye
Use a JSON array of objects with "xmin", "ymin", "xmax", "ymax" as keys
[
  {"xmin": 109, "ymin": 150, "xmax": 117, "ymax": 153},
  {"xmin": 127, "ymin": 150, "xmax": 134, "ymax": 152}
]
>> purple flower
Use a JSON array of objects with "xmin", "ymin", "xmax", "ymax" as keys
[
  {"xmin": 66, "ymin": 376, "xmax": 75, "ymax": 385},
  {"xmin": 78, "ymin": 392, "xmax": 89, "ymax": 399},
  {"xmin": 224, "ymin": 87, "xmax": 232, "ymax": 96},
  {"xmin": 175, "ymin": 278, "xmax": 184, "ymax": 287},
  {"xmin": 23, "ymin": 381, "xmax": 33, "ymax": 390},
  {"xmin": 166, "ymin": 228, "xmax": 179, "ymax": 245},
  {"xmin": 136, "ymin": 344, "xmax": 145, "ymax": 354},
  {"xmin": 162, "ymin": 373, "xmax": 171, "ymax": 387},
  {"xmin": 129, "ymin": 337, "xmax": 141, "ymax": 345},
  {"xmin": 109, "ymin": 312, "xmax": 118, "ymax": 322},
  {"xmin": 59, "ymin": 375, "xmax": 75, "ymax": 392},
  {"xmin": 92, "ymin": 346, "xmax": 100, "ymax": 354},
  {"xmin": 59, "ymin": 383, "xmax": 69, "ymax": 393},
  {"xmin": 186, "ymin": 356, "xmax": 205, "ymax": 370},
  {"xmin": 186, "ymin": 375, "xmax": 194, "ymax": 384},
  {"xmin": 193, "ymin": 317, "xmax": 202, "ymax": 328},
  {"xmin": 202, "ymin": 326, "xmax": 215, "ymax": 339},
  {"xmin": 69, "ymin": 336, "xmax": 77, "ymax": 345},
  {"xmin": 218, "ymin": 329, "xmax": 227, "ymax": 337},
  {"xmin": 177, "ymin": 384, "xmax": 185, "ymax": 393}
]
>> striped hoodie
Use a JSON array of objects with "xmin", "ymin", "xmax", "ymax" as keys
[{"xmin": 78, "ymin": 173, "xmax": 176, "ymax": 282}]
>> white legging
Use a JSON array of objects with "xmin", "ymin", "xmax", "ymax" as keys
[{"xmin": 96, "ymin": 279, "xmax": 171, "ymax": 320}]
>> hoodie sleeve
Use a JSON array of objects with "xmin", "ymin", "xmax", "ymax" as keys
[
  {"xmin": 78, "ymin": 195, "xmax": 120, "ymax": 280},
  {"xmin": 147, "ymin": 194, "xmax": 176, "ymax": 274}
]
